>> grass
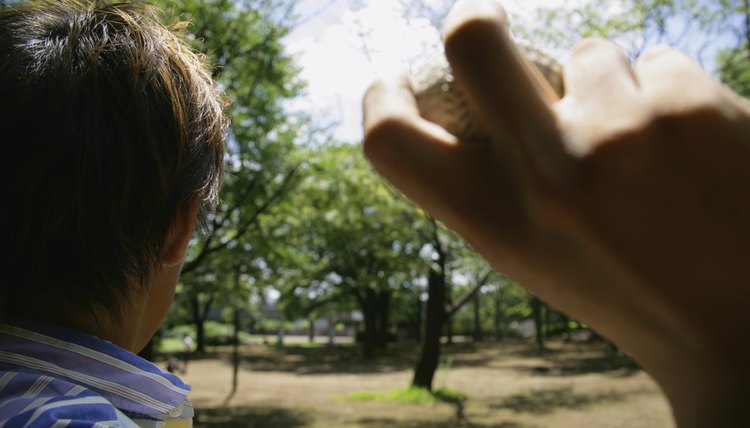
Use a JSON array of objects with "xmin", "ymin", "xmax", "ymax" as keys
[
  {"xmin": 298, "ymin": 341, "xmax": 325, "ymax": 348},
  {"xmin": 345, "ymin": 386, "xmax": 465, "ymax": 405},
  {"xmin": 273, "ymin": 341, "xmax": 327, "ymax": 349},
  {"xmin": 159, "ymin": 337, "xmax": 187, "ymax": 354}
]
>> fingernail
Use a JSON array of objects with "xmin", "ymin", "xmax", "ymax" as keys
[{"xmin": 444, "ymin": 0, "xmax": 507, "ymax": 39}]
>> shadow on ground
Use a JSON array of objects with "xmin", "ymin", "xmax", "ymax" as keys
[
  {"xmin": 355, "ymin": 418, "xmax": 522, "ymax": 428},
  {"xmin": 217, "ymin": 343, "xmax": 421, "ymax": 375},
  {"xmin": 489, "ymin": 386, "xmax": 626, "ymax": 415},
  {"xmin": 416, "ymin": 341, "xmax": 641, "ymax": 377},
  {"xmin": 179, "ymin": 340, "xmax": 641, "ymax": 378},
  {"xmin": 195, "ymin": 405, "xmax": 521, "ymax": 428},
  {"xmin": 195, "ymin": 406, "xmax": 312, "ymax": 427},
  {"xmin": 520, "ymin": 351, "xmax": 639, "ymax": 377},
  {"xmin": 429, "ymin": 343, "xmax": 642, "ymax": 379}
]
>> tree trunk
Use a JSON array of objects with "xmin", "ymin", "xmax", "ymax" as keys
[
  {"xmin": 413, "ymin": 298, "xmax": 423, "ymax": 342},
  {"xmin": 361, "ymin": 288, "xmax": 378, "ymax": 359},
  {"xmin": 276, "ymin": 322, "xmax": 285, "ymax": 346},
  {"xmin": 494, "ymin": 286, "xmax": 504, "ymax": 341},
  {"xmin": 376, "ymin": 290, "xmax": 391, "ymax": 349},
  {"xmin": 412, "ymin": 269, "xmax": 446, "ymax": 390},
  {"xmin": 327, "ymin": 313, "xmax": 336, "ymax": 347},
  {"xmin": 445, "ymin": 315, "xmax": 453, "ymax": 344},
  {"xmin": 196, "ymin": 317, "xmax": 206, "ymax": 353},
  {"xmin": 308, "ymin": 315, "xmax": 315, "ymax": 343},
  {"xmin": 191, "ymin": 295, "xmax": 211, "ymax": 353},
  {"xmin": 531, "ymin": 296, "xmax": 545, "ymax": 350},
  {"xmin": 558, "ymin": 312, "xmax": 570, "ymax": 337},
  {"xmin": 472, "ymin": 292, "xmax": 482, "ymax": 342},
  {"xmin": 231, "ymin": 308, "xmax": 240, "ymax": 394},
  {"xmin": 444, "ymin": 282, "xmax": 453, "ymax": 344}
]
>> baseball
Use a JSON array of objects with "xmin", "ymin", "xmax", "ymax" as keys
[{"xmin": 411, "ymin": 43, "xmax": 564, "ymax": 141}]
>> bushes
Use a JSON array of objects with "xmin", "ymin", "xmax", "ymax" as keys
[{"xmin": 163, "ymin": 321, "xmax": 254, "ymax": 347}]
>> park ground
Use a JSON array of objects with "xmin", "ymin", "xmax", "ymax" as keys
[{"xmin": 171, "ymin": 338, "xmax": 675, "ymax": 428}]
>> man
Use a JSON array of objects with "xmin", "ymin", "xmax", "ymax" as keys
[
  {"xmin": 0, "ymin": 1, "xmax": 226, "ymax": 426},
  {"xmin": 363, "ymin": 0, "xmax": 750, "ymax": 426}
]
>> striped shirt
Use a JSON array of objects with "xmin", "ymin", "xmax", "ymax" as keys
[{"xmin": 0, "ymin": 320, "xmax": 193, "ymax": 427}]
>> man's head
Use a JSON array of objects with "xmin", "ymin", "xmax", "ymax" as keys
[{"xmin": 0, "ymin": 1, "xmax": 227, "ymax": 330}]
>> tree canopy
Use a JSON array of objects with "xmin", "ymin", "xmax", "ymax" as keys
[{"xmin": 152, "ymin": 0, "xmax": 750, "ymax": 362}]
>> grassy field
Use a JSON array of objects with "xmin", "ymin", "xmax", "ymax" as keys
[
  {"xmin": 159, "ymin": 337, "xmax": 187, "ymax": 354},
  {"xmin": 163, "ymin": 339, "xmax": 675, "ymax": 427}
]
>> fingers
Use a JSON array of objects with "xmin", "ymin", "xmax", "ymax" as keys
[
  {"xmin": 563, "ymin": 39, "xmax": 638, "ymax": 110},
  {"xmin": 363, "ymin": 76, "xmax": 529, "ymax": 237},
  {"xmin": 442, "ymin": 0, "xmax": 574, "ymax": 183},
  {"xmin": 556, "ymin": 39, "xmax": 643, "ymax": 154},
  {"xmin": 363, "ymin": 75, "xmax": 458, "ymax": 160},
  {"xmin": 362, "ymin": 76, "xmax": 462, "ymax": 211},
  {"xmin": 634, "ymin": 46, "xmax": 730, "ymax": 114},
  {"xmin": 363, "ymin": 75, "xmax": 423, "ymax": 135}
]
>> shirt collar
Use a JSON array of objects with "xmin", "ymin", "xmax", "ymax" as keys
[{"xmin": 0, "ymin": 319, "xmax": 191, "ymax": 421}]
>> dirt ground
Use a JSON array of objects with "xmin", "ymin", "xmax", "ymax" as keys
[{"xmin": 176, "ymin": 339, "xmax": 675, "ymax": 428}]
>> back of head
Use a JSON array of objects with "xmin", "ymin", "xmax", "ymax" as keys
[{"xmin": 0, "ymin": 1, "xmax": 227, "ymax": 322}]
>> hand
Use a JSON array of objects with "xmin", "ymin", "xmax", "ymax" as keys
[{"xmin": 362, "ymin": 0, "xmax": 750, "ymax": 426}]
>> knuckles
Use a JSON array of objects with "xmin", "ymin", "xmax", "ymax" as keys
[
  {"xmin": 444, "ymin": 0, "xmax": 508, "ymax": 47},
  {"xmin": 569, "ymin": 38, "xmax": 623, "ymax": 60},
  {"xmin": 635, "ymin": 45, "xmax": 684, "ymax": 68},
  {"xmin": 362, "ymin": 114, "xmax": 413, "ymax": 161}
]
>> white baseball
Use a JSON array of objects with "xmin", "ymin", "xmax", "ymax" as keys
[{"xmin": 411, "ymin": 44, "xmax": 564, "ymax": 141}]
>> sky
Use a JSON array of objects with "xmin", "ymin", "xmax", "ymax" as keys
[
  {"xmin": 282, "ymin": 0, "xmax": 569, "ymax": 142},
  {"xmin": 281, "ymin": 0, "xmax": 739, "ymax": 143}
]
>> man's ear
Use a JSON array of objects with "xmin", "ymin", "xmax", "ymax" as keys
[{"xmin": 162, "ymin": 199, "xmax": 201, "ymax": 267}]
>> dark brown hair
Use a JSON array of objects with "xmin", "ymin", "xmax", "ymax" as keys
[{"xmin": 0, "ymin": 1, "xmax": 227, "ymax": 320}]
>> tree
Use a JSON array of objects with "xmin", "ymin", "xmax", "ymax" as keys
[
  {"xmin": 451, "ymin": 244, "xmax": 501, "ymax": 342},
  {"xmin": 529, "ymin": 296, "xmax": 546, "ymax": 350},
  {"xmin": 719, "ymin": 45, "xmax": 750, "ymax": 97},
  {"xmin": 411, "ymin": 219, "xmax": 494, "ymax": 390},
  {"xmin": 156, "ymin": 0, "xmax": 307, "ymax": 352},
  {"xmin": 716, "ymin": 1, "xmax": 750, "ymax": 97},
  {"xmin": 525, "ymin": 0, "xmax": 744, "ymax": 60},
  {"xmin": 272, "ymin": 143, "xmax": 425, "ymax": 358},
  {"xmin": 488, "ymin": 277, "xmax": 529, "ymax": 341}
]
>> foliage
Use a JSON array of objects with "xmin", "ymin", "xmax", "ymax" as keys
[
  {"xmin": 270, "ymin": 142, "xmax": 427, "ymax": 356},
  {"xmin": 451, "ymin": 278, "xmax": 533, "ymax": 337},
  {"xmin": 523, "ymin": 0, "xmax": 749, "ymax": 73},
  {"xmin": 719, "ymin": 45, "xmax": 750, "ymax": 97},
  {"xmin": 253, "ymin": 318, "xmax": 298, "ymax": 333},
  {"xmin": 518, "ymin": 0, "xmax": 646, "ymax": 55},
  {"xmin": 153, "ymin": 0, "xmax": 750, "ymax": 357},
  {"xmin": 164, "ymin": 321, "xmax": 255, "ymax": 347},
  {"xmin": 399, "ymin": 0, "xmax": 455, "ymax": 29},
  {"xmin": 157, "ymin": 338, "xmax": 188, "ymax": 355},
  {"xmin": 153, "ymin": 0, "xmax": 309, "ymax": 350}
]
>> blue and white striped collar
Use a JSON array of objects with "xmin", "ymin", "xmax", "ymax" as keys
[{"xmin": 0, "ymin": 319, "xmax": 191, "ymax": 422}]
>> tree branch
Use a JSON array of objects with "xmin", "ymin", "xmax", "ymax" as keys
[
  {"xmin": 446, "ymin": 269, "xmax": 492, "ymax": 319},
  {"xmin": 183, "ymin": 165, "xmax": 299, "ymax": 274}
]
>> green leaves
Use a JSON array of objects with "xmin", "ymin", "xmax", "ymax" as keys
[
  {"xmin": 272, "ymin": 143, "xmax": 424, "ymax": 312},
  {"xmin": 150, "ymin": 1, "xmax": 307, "ymax": 331},
  {"xmin": 719, "ymin": 44, "xmax": 750, "ymax": 98},
  {"xmin": 524, "ymin": 0, "xmax": 747, "ymax": 68}
]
